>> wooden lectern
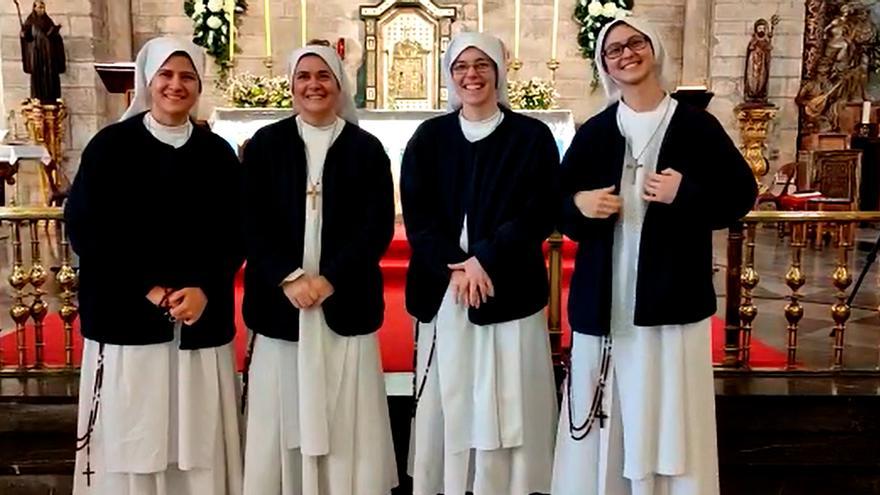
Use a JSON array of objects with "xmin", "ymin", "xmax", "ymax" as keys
[{"xmin": 94, "ymin": 62, "xmax": 136, "ymax": 106}]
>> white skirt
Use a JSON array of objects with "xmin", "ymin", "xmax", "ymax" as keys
[
  {"xmin": 552, "ymin": 319, "xmax": 719, "ymax": 495},
  {"xmin": 73, "ymin": 335, "xmax": 244, "ymax": 495},
  {"xmin": 242, "ymin": 333, "xmax": 398, "ymax": 495},
  {"xmin": 408, "ymin": 289, "xmax": 558, "ymax": 495}
]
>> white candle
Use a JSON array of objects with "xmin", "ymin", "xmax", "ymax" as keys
[
  {"xmin": 477, "ymin": 0, "xmax": 484, "ymax": 33},
  {"xmin": 227, "ymin": 0, "xmax": 235, "ymax": 62},
  {"xmin": 514, "ymin": 0, "xmax": 521, "ymax": 59},
  {"xmin": 263, "ymin": 0, "xmax": 272, "ymax": 58},
  {"xmin": 301, "ymin": 0, "xmax": 307, "ymax": 47},
  {"xmin": 862, "ymin": 101, "xmax": 872, "ymax": 124},
  {"xmin": 551, "ymin": 0, "xmax": 559, "ymax": 59}
]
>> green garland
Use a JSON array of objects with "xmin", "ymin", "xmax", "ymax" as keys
[
  {"xmin": 573, "ymin": 0, "xmax": 634, "ymax": 87},
  {"xmin": 184, "ymin": 0, "xmax": 248, "ymax": 79}
]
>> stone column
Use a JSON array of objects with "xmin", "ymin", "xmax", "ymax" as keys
[
  {"xmin": 104, "ymin": 0, "xmax": 134, "ymax": 121},
  {"xmin": 681, "ymin": 0, "xmax": 712, "ymax": 85}
]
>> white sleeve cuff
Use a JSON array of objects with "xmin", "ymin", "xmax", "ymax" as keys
[{"xmin": 280, "ymin": 268, "xmax": 306, "ymax": 286}]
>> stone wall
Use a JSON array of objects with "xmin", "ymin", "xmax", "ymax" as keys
[
  {"xmin": 708, "ymin": 0, "xmax": 806, "ymax": 171},
  {"xmin": 0, "ymin": 0, "xmax": 806, "ymax": 178},
  {"xmin": 125, "ymin": 0, "xmax": 688, "ymax": 124},
  {"xmin": 0, "ymin": 0, "xmax": 112, "ymax": 176}
]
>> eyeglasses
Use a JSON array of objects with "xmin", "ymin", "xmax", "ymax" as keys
[
  {"xmin": 451, "ymin": 60, "xmax": 494, "ymax": 76},
  {"xmin": 602, "ymin": 35, "xmax": 651, "ymax": 60}
]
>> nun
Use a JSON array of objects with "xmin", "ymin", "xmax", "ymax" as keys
[
  {"xmin": 401, "ymin": 32, "xmax": 560, "ymax": 495},
  {"xmin": 551, "ymin": 16, "xmax": 757, "ymax": 495},
  {"xmin": 240, "ymin": 44, "xmax": 398, "ymax": 495},
  {"xmin": 66, "ymin": 36, "xmax": 245, "ymax": 494}
]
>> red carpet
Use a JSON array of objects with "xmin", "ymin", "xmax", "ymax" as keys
[{"xmin": 1, "ymin": 225, "xmax": 788, "ymax": 370}]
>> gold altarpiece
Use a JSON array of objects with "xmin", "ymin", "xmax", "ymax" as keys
[{"xmin": 359, "ymin": 0, "xmax": 456, "ymax": 110}]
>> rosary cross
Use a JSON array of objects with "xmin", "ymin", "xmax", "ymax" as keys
[
  {"xmin": 625, "ymin": 157, "xmax": 643, "ymax": 185},
  {"xmin": 306, "ymin": 183, "xmax": 321, "ymax": 210}
]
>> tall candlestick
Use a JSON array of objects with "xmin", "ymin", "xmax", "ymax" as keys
[
  {"xmin": 263, "ymin": 0, "xmax": 272, "ymax": 58},
  {"xmin": 227, "ymin": 0, "xmax": 235, "ymax": 62},
  {"xmin": 477, "ymin": 0, "xmax": 484, "ymax": 33},
  {"xmin": 301, "ymin": 0, "xmax": 307, "ymax": 47},
  {"xmin": 551, "ymin": 0, "xmax": 559, "ymax": 59},
  {"xmin": 862, "ymin": 101, "xmax": 872, "ymax": 124},
  {"xmin": 514, "ymin": 0, "xmax": 521, "ymax": 60}
]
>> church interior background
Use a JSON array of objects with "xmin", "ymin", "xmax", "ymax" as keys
[{"xmin": 1, "ymin": 0, "xmax": 880, "ymax": 493}]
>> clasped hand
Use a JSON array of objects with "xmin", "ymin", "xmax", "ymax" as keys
[
  {"xmin": 282, "ymin": 275, "xmax": 334, "ymax": 310},
  {"xmin": 448, "ymin": 257, "xmax": 494, "ymax": 308},
  {"xmin": 147, "ymin": 286, "xmax": 207, "ymax": 326}
]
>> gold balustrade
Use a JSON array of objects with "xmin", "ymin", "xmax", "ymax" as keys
[
  {"xmin": 0, "ymin": 207, "xmax": 74, "ymax": 374},
  {"xmin": 1, "ymin": 207, "xmax": 879, "ymax": 376},
  {"xmin": 723, "ymin": 211, "xmax": 880, "ymax": 372}
]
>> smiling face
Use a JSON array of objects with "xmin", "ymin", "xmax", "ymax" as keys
[
  {"xmin": 450, "ymin": 47, "xmax": 498, "ymax": 111},
  {"xmin": 602, "ymin": 23, "xmax": 657, "ymax": 89},
  {"xmin": 292, "ymin": 54, "xmax": 340, "ymax": 125},
  {"xmin": 148, "ymin": 53, "xmax": 200, "ymax": 125}
]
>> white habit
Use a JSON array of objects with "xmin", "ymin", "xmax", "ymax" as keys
[
  {"xmin": 242, "ymin": 115, "xmax": 398, "ymax": 495},
  {"xmin": 72, "ymin": 115, "xmax": 244, "ymax": 495},
  {"xmin": 551, "ymin": 96, "xmax": 720, "ymax": 495},
  {"xmin": 408, "ymin": 110, "xmax": 559, "ymax": 495}
]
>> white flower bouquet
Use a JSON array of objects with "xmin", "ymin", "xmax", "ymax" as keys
[
  {"xmin": 184, "ymin": 0, "xmax": 247, "ymax": 78},
  {"xmin": 508, "ymin": 78, "xmax": 559, "ymax": 110},
  {"xmin": 225, "ymin": 72, "xmax": 293, "ymax": 108},
  {"xmin": 573, "ymin": 0, "xmax": 634, "ymax": 87}
]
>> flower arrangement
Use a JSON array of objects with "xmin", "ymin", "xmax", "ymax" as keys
[
  {"xmin": 224, "ymin": 72, "xmax": 293, "ymax": 108},
  {"xmin": 184, "ymin": 0, "xmax": 247, "ymax": 78},
  {"xmin": 508, "ymin": 78, "xmax": 559, "ymax": 110},
  {"xmin": 573, "ymin": 0, "xmax": 634, "ymax": 87}
]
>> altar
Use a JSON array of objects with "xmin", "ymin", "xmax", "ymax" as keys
[{"xmin": 209, "ymin": 108, "xmax": 577, "ymax": 213}]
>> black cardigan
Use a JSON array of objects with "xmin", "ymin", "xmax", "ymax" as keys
[
  {"xmin": 241, "ymin": 117, "xmax": 394, "ymax": 341},
  {"xmin": 64, "ymin": 113, "xmax": 245, "ymax": 349},
  {"xmin": 560, "ymin": 101, "xmax": 758, "ymax": 336},
  {"xmin": 401, "ymin": 106, "xmax": 560, "ymax": 325}
]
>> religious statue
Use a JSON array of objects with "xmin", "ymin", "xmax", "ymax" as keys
[
  {"xmin": 744, "ymin": 16, "xmax": 779, "ymax": 104},
  {"xmin": 16, "ymin": 0, "xmax": 66, "ymax": 104}
]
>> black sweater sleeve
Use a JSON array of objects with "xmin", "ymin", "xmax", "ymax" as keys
[
  {"xmin": 321, "ymin": 136, "xmax": 395, "ymax": 288},
  {"xmin": 64, "ymin": 131, "xmax": 155, "ymax": 298},
  {"xmin": 242, "ymin": 130, "xmax": 301, "ymax": 287},
  {"xmin": 671, "ymin": 111, "xmax": 758, "ymax": 229},
  {"xmin": 558, "ymin": 123, "xmax": 618, "ymax": 242},
  {"xmin": 400, "ymin": 124, "xmax": 469, "ymax": 277},
  {"xmin": 471, "ymin": 122, "xmax": 559, "ymax": 275}
]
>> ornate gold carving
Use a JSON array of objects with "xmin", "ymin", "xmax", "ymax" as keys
[
  {"xmin": 360, "ymin": 1, "xmax": 455, "ymax": 110},
  {"xmin": 28, "ymin": 222, "xmax": 48, "ymax": 368},
  {"xmin": 735, "ymin": 103, "xmax": 777, "ymax": 193},
  {"xmin": 831, "ymin": 223, "xmax": 853, "ymax": 369},
  {"xmin": 739, "ymin": 223, "xmax": 759, "ymax": 367},
  {"xmin": 784, "ymin": 223, "xmax": 807, "ymax": 369},
  {"xmin": 20, "ymin": 98, "xmax": 68, "ymax": 204},
  {"xmin": 8, "ymin": 222, "xmax": 30, "ymax": 369},
  {"xmin": 57, "ymin": 220, "xmax": 78, "ymax": 369},
  {"xmin": 797, "ymin": 2, "xmax": 875, "ymax": 134},
  {"xmin": 388, "ymin": 37, "xmax": 430, "ymax": 104}
]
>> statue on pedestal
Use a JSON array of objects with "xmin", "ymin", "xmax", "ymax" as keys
[
  {"xmin": 17, "ymin": 0, "xmax": 66, "ymax": 104},
  {"xmin": 744, "ymin": 16, "xmax": 778, "ymax": 104}
]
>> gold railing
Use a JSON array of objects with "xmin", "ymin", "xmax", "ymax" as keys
[
  {"xmin": 0, "ymin": 206, "xmax": 77, "ymax": 374},
  {"xmin": 722, "ymin": 211, "xmax": 880, "ymax": 372},
  {"xmin": 2, "ymin": 207, "xmax": 878, "ymax": 376}
]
